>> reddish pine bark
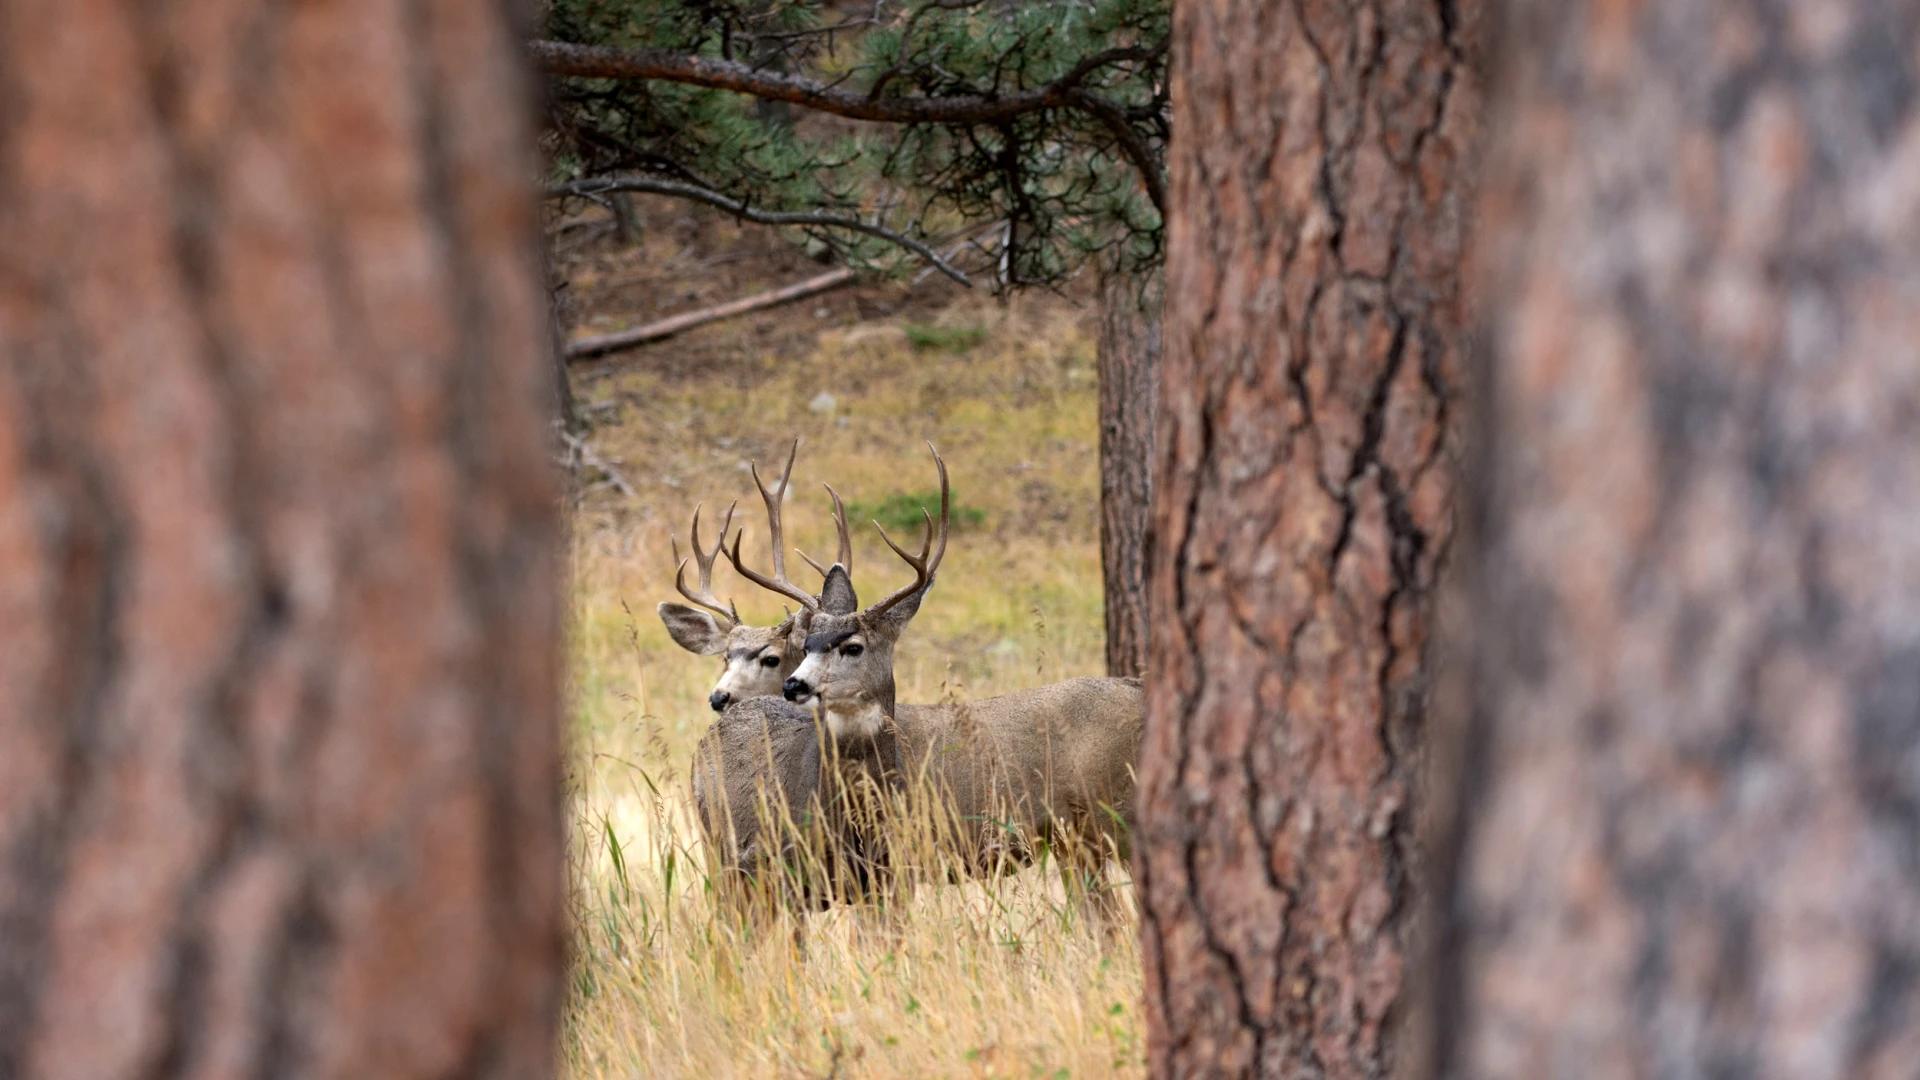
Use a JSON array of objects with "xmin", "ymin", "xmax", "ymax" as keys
[
  {"xmin": 1431, "ymin": 2, "xmax": 1920, "ymax": 1077},
  {"xmin": 0, "ymin": 2, "xmax": 564, "ymax": 1076},
  {"xmin": 1098, "ymin": 268, "xmax": 1163, "ymax": 679},
  {"xmin": 1137, "ymin": 0, "xmax": 1480, "ymax": 1074}
]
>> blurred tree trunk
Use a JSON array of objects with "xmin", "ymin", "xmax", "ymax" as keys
[
  {"xmin": 548, "ymin": 258, "xmax": 581, "ymax": 432},
  {"xmin": 1137, "ymin": 1, "xmax": 1479, "ymax": 1075},
  {"xmin": 1428, "ymin": 2, "xmax": 1920, "ymax": 1077},
  {"xmin": 0, "ymin": 3, "xmax": 564, "ymax": 1078},
  {"xmin": 1097, "ymin": 267, "xmax": 1161, "ymax": 678}
]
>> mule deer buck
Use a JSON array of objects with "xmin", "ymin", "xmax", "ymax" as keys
[
  {"xmin": 695, "ymin": 444, "xmax": 1144, "ymax": 917},
  {"xmin": 656, "ymin": 439, "xmax": 853, "ymax": 712},
  {"xmin": 660, "ymin": 441, "xmax": 888, "ymax": 909}
]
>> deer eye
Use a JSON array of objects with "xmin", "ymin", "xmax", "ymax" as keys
[
  {"xmin": 759, "ymin": 654, "xmax": 780, "ymax": 668},
  {"xmin": 841, "ymin": 643, "xmax": 864, "ymax": 658}
]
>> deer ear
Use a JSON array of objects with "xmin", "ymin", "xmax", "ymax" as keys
[
  {"xmin": 868, "ymin": 576, "xmax": 931, "ymax": 632},
  {"xmin": 658, "ymin": 602, "xmax": 729, "ymax": 656},
  {"xmin": 819, "ymin": 564, "xmax": 858, "ymax": 615}
]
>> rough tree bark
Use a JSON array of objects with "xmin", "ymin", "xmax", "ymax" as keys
[
  {"xmin": 548, "ymin": 256, "xmax": 581, "ymax": 432},
  {"xmin": 0, "ymin": 2, "xmax": 564, "ymax": 1077},
  {"xmin": 1430, "ymin": 2, "xmax": 1920, "ymax": 1077},
  {"xmin": 1097, "ymin": 268, "xmax": 1162, "ymax": 678},
  {"xmin": 1137, "ymin": 1, "xmax": 1479, "ymax": 1075}
]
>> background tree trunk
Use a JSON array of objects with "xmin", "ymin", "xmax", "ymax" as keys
[
  {"xmin": 1430, "ymin": 2, "xmax": 1920, "ymax": 1077},
  {"xmin": 0, "ymin": 3, "xmax": 564, "ymax": 1077},
  {"xmin": 1137, "ymin": 1, "xmax": 1479, "ymax": 1074},
  {"xmin": 1097, "ymin": 267, "xmax": 1162, "ymax": 678},
  {"xmin": 549, "ymin": 258, "xmax": 581, "ymax": 432}
]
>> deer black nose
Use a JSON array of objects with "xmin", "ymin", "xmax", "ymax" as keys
[
  {"xmin": 708, "ymin": 690, "xmax": 731, "ymax": 712},
  {"xmin": 783, "ymin": 677, "xmax": 811, "ymax": 702}
]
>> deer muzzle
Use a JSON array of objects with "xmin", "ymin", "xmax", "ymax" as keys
[{"xmin": 783, "ymin": 676, "xmax": 813, "ymax": 703}]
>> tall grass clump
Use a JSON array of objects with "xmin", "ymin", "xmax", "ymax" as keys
[{"xmin": 562, "ymin": 747, "xmax": 1145, "ymax": 1077}]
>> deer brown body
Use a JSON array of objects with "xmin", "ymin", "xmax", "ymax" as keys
[
  {"xmin": 686, "ymin": 443, "xmax": 1143, "ymax": 913},
  {"xmin": 692, "ymin": 676, "xmax": 1143, "ymax": 903},
  {"xmin": 892, "ymin": 678, "xmax": 1144, "ymax": 869},
  {"xmin": 691, "ymin": 697, "xmax": 902, "ymax": 910}
]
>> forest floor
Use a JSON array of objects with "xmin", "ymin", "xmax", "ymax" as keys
[{"xmin": 554, "ymin": 198, "xmax": 1144, "ymax": 1078}]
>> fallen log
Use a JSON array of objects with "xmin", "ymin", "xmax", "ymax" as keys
[{"xmin": 564, "ymin": 267, "xmax": 856, "ymax": 361}]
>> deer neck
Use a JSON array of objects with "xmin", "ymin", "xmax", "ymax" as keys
[
  {"xmin": 820, "ymin": 671, "xmax": 897, "ymax": 742},
  {"xmin": 819, "ymin": 691, "xmax": 901, "ymax": 783},
  {"xmin": 821, "ymin": 695, "xmax": 890, "ymax": 746}
]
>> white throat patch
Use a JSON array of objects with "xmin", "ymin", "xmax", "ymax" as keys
[{"xmin": 823, "ymin": 698, "xmax": 886, "ymax": 742}]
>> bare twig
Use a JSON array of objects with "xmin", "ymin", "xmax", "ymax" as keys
[
  {"xmin": 558, "ymin": 429, "xmax": 640, "ymax": 499},
  {"xmin": 565, "ymin": 267, "xmax": 856, "ymax": 361},
  {"xmin": 750, "ymin": 12, "xmax": 880, "ymax": 43},
  {"xmin": 910, "ymin": 219, "xmax": 1007, "ymax": 285},
  {"xmin": 547, "ymin": 175, "xmax": 971, "ymax": 286}
]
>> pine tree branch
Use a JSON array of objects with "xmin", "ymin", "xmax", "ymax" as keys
[
  {"xmin": 529, "ymin": 38, "xmax": 1160, "ymax": 126},
  {"xmin": 1065, "ymin": 89, "xmax": 1167, "ymax": 213},
  {"xmin": 547, "ymin": 175, "xmax": 972, "ymax": 286}
]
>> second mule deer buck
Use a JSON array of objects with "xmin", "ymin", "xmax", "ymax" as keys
[{"xmin": 700, "ymin": 444, "xmax": 1144, "ymax": 917}]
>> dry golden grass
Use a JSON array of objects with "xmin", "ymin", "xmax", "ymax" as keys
[{"xmin": 561, "ymin": 294, "xmax": 1144, "ymax": 1078}]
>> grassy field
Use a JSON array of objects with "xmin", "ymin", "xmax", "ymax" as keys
[{"xmin": 560, "ymin": 287, "xmax": 1145, "ymax": 1078}]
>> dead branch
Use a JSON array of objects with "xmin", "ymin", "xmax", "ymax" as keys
[
  {"xmin": 564, "ymin": 267, "xmax": 856, "ymax": 362},
  {"xmin": 557, "ymin": 429, "xmax": 640, "ymax": 499},
  {"xmin": 547, "ymin": 175, "xmax": 972, "ymax": 286}
]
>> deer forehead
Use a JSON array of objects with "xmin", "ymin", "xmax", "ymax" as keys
[
  {"xmin": 803, "ymin": 622, "xmax": 863, "ymax": 654},
  {"xmin": 725, "ymin": 624, "xmax": 794, "ymax": 656}
]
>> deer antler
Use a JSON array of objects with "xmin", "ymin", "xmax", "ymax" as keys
[
  {"xmin": 865, "ymin": 442, "xmax": 949, "ymax": 620},
  {"xmin": 672, "ymin": 501, "xmax": 741, "ymax": 627},
  {"xmin": 726, "ymin": 437, "xmax": 821, "ymax": 612},
  {"xmin": 796, "ymin": 482, "xmax": 854, "ymax": 579}
]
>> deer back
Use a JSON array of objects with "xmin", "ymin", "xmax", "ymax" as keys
[{"xmin": 896, "ymin": 675, "xmax": 1144, "ymax": 865}]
